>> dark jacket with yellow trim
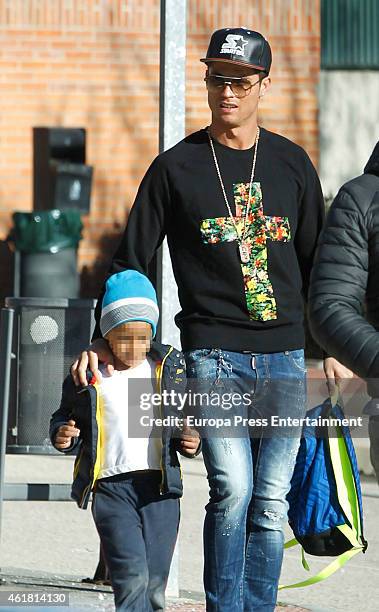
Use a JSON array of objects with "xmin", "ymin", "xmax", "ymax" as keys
[{"xmin": 49, "ymin": 342, "xmax": 195, "ymax": 509}]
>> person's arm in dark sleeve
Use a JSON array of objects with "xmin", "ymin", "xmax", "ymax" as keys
[
  {"xmin": 294, "ymin": 152, "xmax": 327, "ymax": 357},
  {"xmin": 49, "ymin": 375, "xmax": 81, "ymax": 454},
  {"xmin": 309, "ymin": 187, "xmax": 379, "ymax": 380},
  {"xmin": 294, "ymin": 152, "xmax": 325, "ymax": 304},
  {"xmin": 92, "ymin": 156, "xmax": 170, "ymax": 340}
]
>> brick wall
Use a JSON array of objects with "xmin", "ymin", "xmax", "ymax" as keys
[{"xmin": 0, "ymin": 0, "xmax": 320, "ymax": 302}]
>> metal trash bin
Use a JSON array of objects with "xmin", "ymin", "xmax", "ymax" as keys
[{"xmin": 9, "ymin": 209, "xmax": 83, "ymax": 298}]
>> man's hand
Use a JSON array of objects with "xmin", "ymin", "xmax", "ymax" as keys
[
  {"xmin": 71, "ymin": 338, "xmax": 115, "ymax": 386},
  {"xmin": 54, "ymin": 419, "xmax": 80, "ymax": 450},
  {"xmin": 179, "ymin": 418, "xmax": 201, "ymax": 456},
  {"xmin": 323, "ymin": 357, "xmax": 355, "ymax": 394}
]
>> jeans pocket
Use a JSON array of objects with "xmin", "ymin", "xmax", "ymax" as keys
[
  {"xmin": 286, "ymin": 349, "xmax": 307, "ymax": 373},
  {"xmin": 184, "ymin": 348, "xmax": 219, "ymax": 383},
  {"xmin": 184, "ymin": 348, "xmax": 217, "ymax": 365}
]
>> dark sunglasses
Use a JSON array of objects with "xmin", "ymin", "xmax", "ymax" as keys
[{"xmin": 204, "ymin": 74, "xmax": 261, "ymax": 98}]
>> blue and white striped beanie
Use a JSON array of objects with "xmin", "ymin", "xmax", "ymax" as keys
[{"xmin": 100, "ymin": 270, "xmax": 159, "ymax": 338}]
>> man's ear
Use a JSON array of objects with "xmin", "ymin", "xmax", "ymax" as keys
[{"xmin": 259, "ymin": 76, "xmax": 271, "ymax": 98}]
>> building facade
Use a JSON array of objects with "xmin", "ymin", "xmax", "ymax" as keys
[{"xmin": 0, "ymin": 0, "xmax": 320, "ymax": 303}]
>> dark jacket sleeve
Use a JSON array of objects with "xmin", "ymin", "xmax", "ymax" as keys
[
  {"xmin": 294, "ymin": 152, "xmax": 325, "ymax": 301},
  {"xmin": 49, "ymin": 375, "xmax": 81, "ymax": 454},
  {"xmin": 309, "ymin": 186, "xmax": 379, "ymax": 380},
  {"xmin": 164, "ymin": 348, "xmax": 202, "ymax": 458},
  {"xmin": 293, "ymin": 151, "xmax": 327, "ymax": 358},
  {"xmin": 92, "ymin": 156, "xmax": 171, "ymax": 339}
]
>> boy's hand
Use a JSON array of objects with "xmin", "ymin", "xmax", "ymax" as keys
[
  {"xmin": 179, "ymin": 418, "xmax": 200, "ymax": 456},
  {"xmin": 71, "ymin": 338, "xmax": 115, "ymax": 386},
  {"xmin": 54, "ymin": 419, "xmax": 80, "ymax": 450}
]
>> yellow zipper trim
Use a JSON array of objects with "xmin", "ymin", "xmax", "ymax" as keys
[
  {"xmin": 79, "ymin": 482, "xmax": 91, "ymax": 508},
  {"xmin": 91, "ymin": 381, "xmax": 104, "ymax": 487},
  {"xmin": 73, "ymin": 452, "xmax": 81, "ymax": 479},
  {"xmin": 156, "ymin": 346, "xmax": 174, "ymax": 494},
  {"xmin": 79, "ymin": 382, "xmax": 104, "ymax": 507}
]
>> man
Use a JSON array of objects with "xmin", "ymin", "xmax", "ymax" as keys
[
  {"xmin": 309, "ymin": 141, "xmax": 379, "ymax": 484},
  {"xmin": 73, "ymin": 27, "xmax": 347, "ymax": 611}
]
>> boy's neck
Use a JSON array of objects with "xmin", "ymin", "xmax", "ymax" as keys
[{"xmin": 113, "ymin": 356, "xmax": 147, "ymax": 371}]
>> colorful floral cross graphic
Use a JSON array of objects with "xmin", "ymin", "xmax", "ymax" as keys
[{"xmin": 200, "ymin": 182, "xmax": 291, "ymax": 321}]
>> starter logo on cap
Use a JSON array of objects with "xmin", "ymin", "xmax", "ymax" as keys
[{"xmin": 220, "ymin": 34, "xmax": 248, "ymax": 56}]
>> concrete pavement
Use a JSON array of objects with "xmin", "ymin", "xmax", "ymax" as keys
[{"xmin": 0, "ymin": 453, "xmax": 378, "ymax": 610}]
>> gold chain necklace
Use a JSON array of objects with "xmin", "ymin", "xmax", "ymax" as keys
[{"xmin": 207, "ymin": 126, "xmax": 260, "ymax": 263}]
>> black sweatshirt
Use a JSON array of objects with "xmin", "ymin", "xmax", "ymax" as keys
[{"xmin": 94, "ymin": 127, "xmax": 324, "ymax": 353}]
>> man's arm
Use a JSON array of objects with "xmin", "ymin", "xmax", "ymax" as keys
[
  {"xmin": 309, "ymin": 187, "xmax": 379, "ymax": 381},
  {"xmin": 92, "ymin": 156, "xmax": 170, "ymax": 340},
  {"xmin": 294, "ymin": 151, "xmax": 331, "ymax": 366},
  {"xmin": 71, "ymin": 157, "xmax": 171, "ymax": 385},
  {"xmin": 294, "ymin": 152, "xmax": 325, "ymax": 303}
]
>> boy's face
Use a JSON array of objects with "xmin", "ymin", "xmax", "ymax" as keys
[{"xmin": 105, "ymin": 321, "xmax": 152, "ymax": 368}]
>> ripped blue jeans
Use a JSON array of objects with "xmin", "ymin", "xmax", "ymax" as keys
[{"xmin": 184, "ymin": 349, "xmax": 307, "ymax": 612}]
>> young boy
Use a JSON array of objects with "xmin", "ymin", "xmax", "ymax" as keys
[{"xmin": 50, "ymin": 270, "xmax": 200, "ymax": 611}]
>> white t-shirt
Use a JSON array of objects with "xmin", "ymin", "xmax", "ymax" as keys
[{"xmin": 97, "ymin": 357, "xmax": 162, "ymax": 479}]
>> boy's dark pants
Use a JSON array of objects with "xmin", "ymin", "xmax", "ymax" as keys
[{"xmin": 91, "ymin": 471, "xmax": 180, "ymax": 611}]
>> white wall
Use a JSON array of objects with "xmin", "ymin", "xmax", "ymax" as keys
[{"xmin": 318, "ymin": 71, "xmax": 379, "ymax": 199}]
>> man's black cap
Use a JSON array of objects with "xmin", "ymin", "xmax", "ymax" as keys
[{"xmin": 200, "ymin": 27, "xmax": 272, "ymax": 75}]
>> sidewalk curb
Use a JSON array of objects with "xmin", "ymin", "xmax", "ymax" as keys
[{"xmin": 0, "ymin": 571, "xmax": 331, "ymax": 611}]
